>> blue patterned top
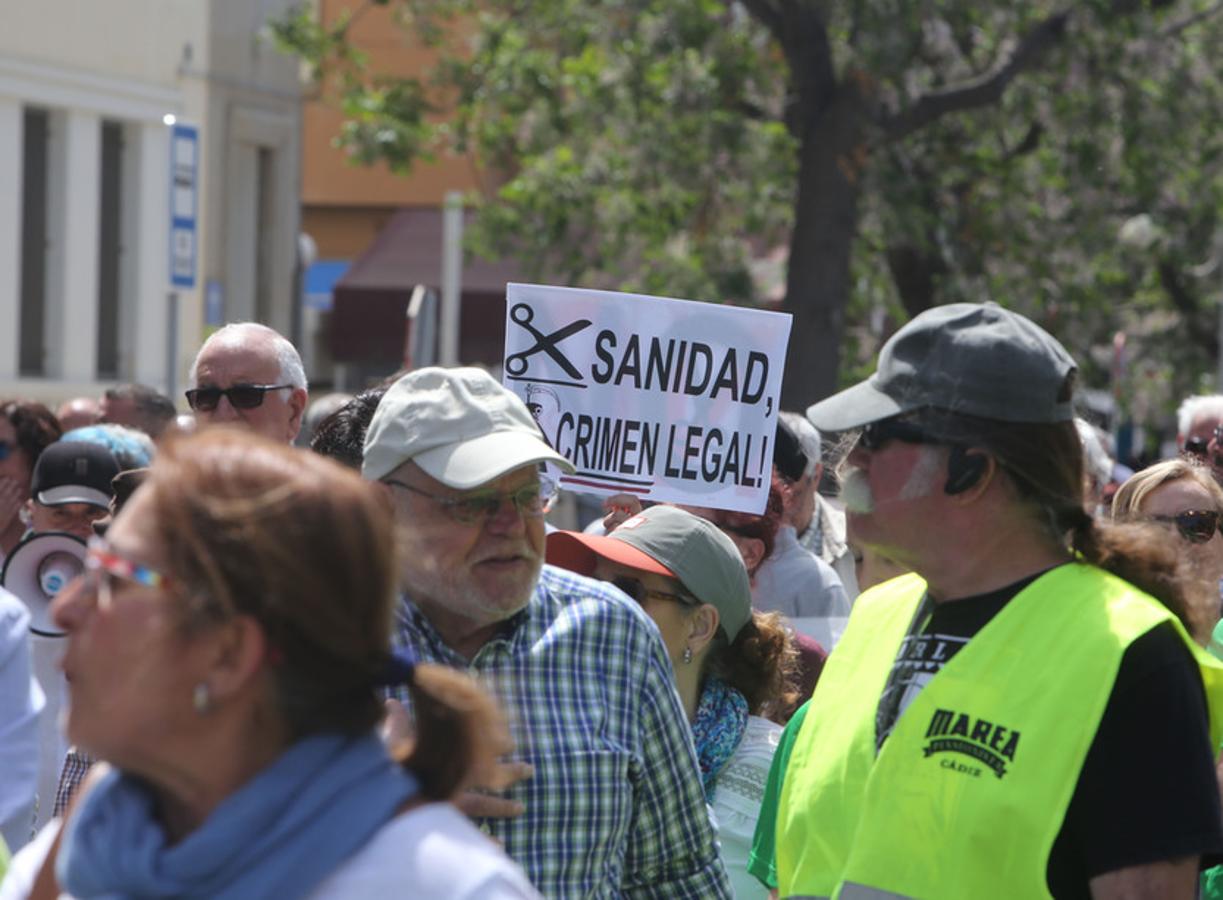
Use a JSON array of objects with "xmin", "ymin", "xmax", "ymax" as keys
[{"xmin": 391, "ymin": 565, "xmax": 731, "ymax": 899}]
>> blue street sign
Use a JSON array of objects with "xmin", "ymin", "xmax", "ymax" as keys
[{"xmin": 168, "ymin": 123, "xmax": 199, "ymax": 290}]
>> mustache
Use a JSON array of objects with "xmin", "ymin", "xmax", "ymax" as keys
[{"xmin": 840, "ymin": 467, "xmax": 875, "ymax": 514}]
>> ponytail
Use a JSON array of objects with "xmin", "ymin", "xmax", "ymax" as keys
[
  {"xmin": 911, "ymin": 411, "xmax": 1210, "ymax": 643},
  {"xmin": 704, "ymin": 610, "xmax": 800, "ymax": 723},
  {"xmin": 394, "ymin": 664, "xmax": 511, "ymax": 800},
  {"xmin": 1065, "ymin": 508, "xmax": 1205, "ymax": 640}
]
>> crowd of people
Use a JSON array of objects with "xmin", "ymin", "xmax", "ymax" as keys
[{"xmin": 0, "ymin": 305, "xmax": 1220, "ymax": 897}]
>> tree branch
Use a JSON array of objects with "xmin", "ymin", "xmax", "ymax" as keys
[
  {"xmin": 879, "ymin": 11, "xmax": 1071, "ymax": 141},
  {"xmin": 739, "ymin": 0, "xmax": 786, "ymax": 43},
  {"xmin": 1159, "ymin": 0, "xmax": 1223, "ymax": 40},
  {"xmin": 1159, "ymin": 260, "xmax": 1219, "ymax": 358}
]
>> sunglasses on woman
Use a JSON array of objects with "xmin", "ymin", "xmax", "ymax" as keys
[
  {"xmin": 610, "ymin": 575, "xmax": 699, "ymax": 608},
  {"xmin": 185, "ymin": 384, "xmax": 293, "ymax": 412},
  {"xmin": 1151, "ymin": 509, "xmax": 1222, "ymax": 544}
]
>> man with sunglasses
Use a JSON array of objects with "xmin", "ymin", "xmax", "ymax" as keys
[
  {"xmin": 1178, "ymin": 394, "xmax": 1223, "ymax": 483},
  {"xmin": 774, "ymin": 303, "xmax": 1223, "ymax": 900},
  {"xmin": 186, "ymin": 322, "xmax": 308, "ymax": 443},
  {"xmin": 362, "ymin": 367, "xmax": 730, "ymax": 898}
]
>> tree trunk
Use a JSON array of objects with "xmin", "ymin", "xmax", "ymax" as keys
[{"xmin": 779, "ymin": 84, "xmax": 864, "ymax": 411}]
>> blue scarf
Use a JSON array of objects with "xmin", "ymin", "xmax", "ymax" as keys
[
  {"xmin": 59, "ymin": 732, "xmax": 417, "ymax": 900},
  {"xmin": 691, "ymin": 676, "xmax": 749, "ymax": 801}
]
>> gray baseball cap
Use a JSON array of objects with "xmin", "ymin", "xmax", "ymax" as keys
[
  {"xmin": 546, "ymin": 505, "xmax": 752, "ymax": 641},
  {"xmin": 806, "ymin": 302, "xmax": 1077, "ymax": 431},
  {"xmin": 362, "ymin": 367, "xmax": 574, "ymax": 487}
]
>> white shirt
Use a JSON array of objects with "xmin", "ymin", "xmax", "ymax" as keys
[
  {"xmin": 310, "ymin": 802, "xmax": 540, "ymax": 899},
  {"xmin": 710, "ymin": 715, "xmax": 781, "ymax": 900},
  {"xmin": 0, "ymin": 588, "xmax": 43, "ymax": 853},
  {"xmin": 0, "ymin": 803, "xmax": 540, "ymax": 900},
  {"xmin": 752, "ymin": 526, "xmax": 850, "ymax": 648}
]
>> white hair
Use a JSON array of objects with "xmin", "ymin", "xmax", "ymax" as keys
[
  {"xmin": 189, "ymin": 322, "xmax": 308, "ymax": 391},
  {"xmin": 1075, "ymin": 418, "xmax": 1112, "ymax": 490},
  {"xmin": 1177, "ymin": 394, "xmax": 1223, "ymax": 439},
  {"xmin": 780, "ymin": 410, "xmax": 822, "ymax": 477}
]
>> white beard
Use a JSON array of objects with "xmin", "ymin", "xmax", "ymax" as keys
[
  {"xmin": 841, "ymin": 446, "xmax": 944, "ymax": 515},
  {"xmin": 841, "ymin": 467, "xmax": 875, "ymax": 513}
]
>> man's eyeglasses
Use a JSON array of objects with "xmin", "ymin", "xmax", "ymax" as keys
[
  {"xmin": 383, "ymin": 479, "xmax": 552, "ymax": 525},
  {"xmin": 610, "ymin": 575, "xmax": 699, "ymax": 608},
  {"xmin": 1151, "ymin": 510, "xmax": 1223, "ymax": 545},
  {"xmin": 185, "ymin": 384, "xmax": 294, "ymax": 412},
  {"xmin": 0, "ymin": 440, "xmax": 14, "ymax": 461},
  {"xmin": 858, "ymin": 418, "xmax": 937, "ymax": 452},
  {"xmin": 1184, "ymin": 436, "xmax": 1210, "ymax": 459},
  {"xmin": 1184, "ymin": 427, "xmax": 1223, "ymax": 460}
]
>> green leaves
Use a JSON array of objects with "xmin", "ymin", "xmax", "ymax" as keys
[{"xmin": 275, "ymin": 0, "xmax": 1223, "ymax": 415}]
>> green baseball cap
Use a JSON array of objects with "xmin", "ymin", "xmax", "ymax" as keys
[{"xmin": 546, "ymin": 505, "xmax": 752, "ymax": 641}]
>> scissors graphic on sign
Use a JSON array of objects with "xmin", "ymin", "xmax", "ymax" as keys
[{"xmin": 506, "ymin": 303, "xmax": 592, "ymax": 379}]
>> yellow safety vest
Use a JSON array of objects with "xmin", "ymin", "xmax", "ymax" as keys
[{"xmin": 775, "ymin": 564, "xmax": 1223, "ymax": 900}]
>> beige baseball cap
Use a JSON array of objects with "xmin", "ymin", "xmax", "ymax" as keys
[{"xmin": 361, "ymin": 367, "xmax": 574, "ymax": 488}]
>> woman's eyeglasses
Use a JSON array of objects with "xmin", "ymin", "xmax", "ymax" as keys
[
  {"xmin": 82, "ymin": 538, "xmax": 170, "ymax": 609},
  {"xmin": 1150, "ymin": 509, "xmax": 1222, "ymax": 544},
  {"xmin": 610, "ymin": 575, "xmax": 699, "ymax": 608},
  {"xmin": 185, "ymin": 383, "xmax": 294, "ymax": 412}
]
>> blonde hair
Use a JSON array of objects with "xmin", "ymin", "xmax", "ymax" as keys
[{"xmin": 1111, "ymin": 458, "xmax": 1223, "ymax": 521}]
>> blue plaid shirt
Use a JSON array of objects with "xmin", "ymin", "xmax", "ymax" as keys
[{"xmin": 391, "ymin": 565, "xmax": 731, "ymax": 899}]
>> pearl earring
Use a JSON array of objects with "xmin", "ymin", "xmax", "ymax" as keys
[{"xmin": 193, "ymin": 682, "xmax": 212, "ymax": 714}]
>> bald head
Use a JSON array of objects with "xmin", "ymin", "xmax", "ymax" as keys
[
  {"xmin": 56, "ymin": 397, "xmax": 102, "ymax": 432},
  {"xmin": 188, "ymin": 323, "xmax": 308, "ymax": 443}
]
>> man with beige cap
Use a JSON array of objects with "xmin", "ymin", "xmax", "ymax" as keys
[{"xmin": 363, "ymin": 366, "xmax": 730, "ymax": 899}]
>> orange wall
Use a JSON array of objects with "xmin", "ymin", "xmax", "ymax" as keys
[
  {"xmin": 302, "ymin": 0, "xmax": 479, "ymax": 207},
  {"xmin": 303, "ymin": 206, "xmax": 399, "ymax": 258}
]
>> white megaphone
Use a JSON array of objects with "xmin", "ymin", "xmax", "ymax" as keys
[{"xmin": 0, "ymin": 531, "xmax": 86, "ymax": 637}]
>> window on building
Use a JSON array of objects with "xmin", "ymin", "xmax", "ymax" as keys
[
  {"xmin": 255, "ymin": 146, "xmax": 275, "ymax": 324},
  {"xmin": 19, "ymin": 107, "xmax": 49, "ymax": 376},
  {"xmin": 96, "ymin": 120, "xmax": 124, "ymax": 379}
]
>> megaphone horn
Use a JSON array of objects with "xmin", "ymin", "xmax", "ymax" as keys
[{"xmin": 0, "ymin": 532, "xmax": 86, "ymax": 637}]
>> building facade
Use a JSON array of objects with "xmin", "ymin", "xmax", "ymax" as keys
[{"xmin": 0, "ymin": 0, "xmax": 302, "ymax": 406}]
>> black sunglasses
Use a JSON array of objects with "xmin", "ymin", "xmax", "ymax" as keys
[
  {"xmin": 858, "ymin": 418, "xmax": 938, "ymax": 452},
  {"xmin": 1151, "ymin": 509, "xmax": 1222, "ymax": 544},
  {"xmin": 1184, "ymin": 436, "xmax": 1211, "ymax": 460},
  {"xmin": 185, "ymin": 383, "xmax": 294, "ymax": 412}
]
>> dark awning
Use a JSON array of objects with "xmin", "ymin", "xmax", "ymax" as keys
[{"xmin": 329, "ymin": 207, "xmax": 526, "ymax": 367}]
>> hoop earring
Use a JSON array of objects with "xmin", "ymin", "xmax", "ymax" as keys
[{"xmin": 192, "ymin": 682, "xmax": 212, "ymax": 715}]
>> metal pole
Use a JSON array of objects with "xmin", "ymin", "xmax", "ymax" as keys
[
  {"xmin": 1217, "ymin": 281, "xmax": 1223, "ymax": 392},
  {"xmin": 166, "ymin": 291, "xmax": 178, "ymax": 400},
  {"xmin": 440, "ymin": 191, "xmax": 464, "ymax": 366}
]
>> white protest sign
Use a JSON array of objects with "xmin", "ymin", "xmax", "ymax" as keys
[{"xmin": 503, "ymin": 283, "xmax": 792, "ymax": 514}]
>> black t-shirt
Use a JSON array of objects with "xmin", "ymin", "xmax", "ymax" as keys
[{"xmin": 874, "ymin": 575, "xmax": 1223, "ymax": 898}]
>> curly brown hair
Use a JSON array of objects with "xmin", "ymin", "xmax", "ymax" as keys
[
  {"xmin": 0, "ymin": 398, "xmax": 62, "ymax": 482},
  {"xmin": 703, "ymin": 609, "xmax": 800, "ymax": 723}
]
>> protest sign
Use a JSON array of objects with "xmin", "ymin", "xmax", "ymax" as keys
[{"xmin": 503, "ymin": 283, "xmax": 792, "ymax": 514}]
